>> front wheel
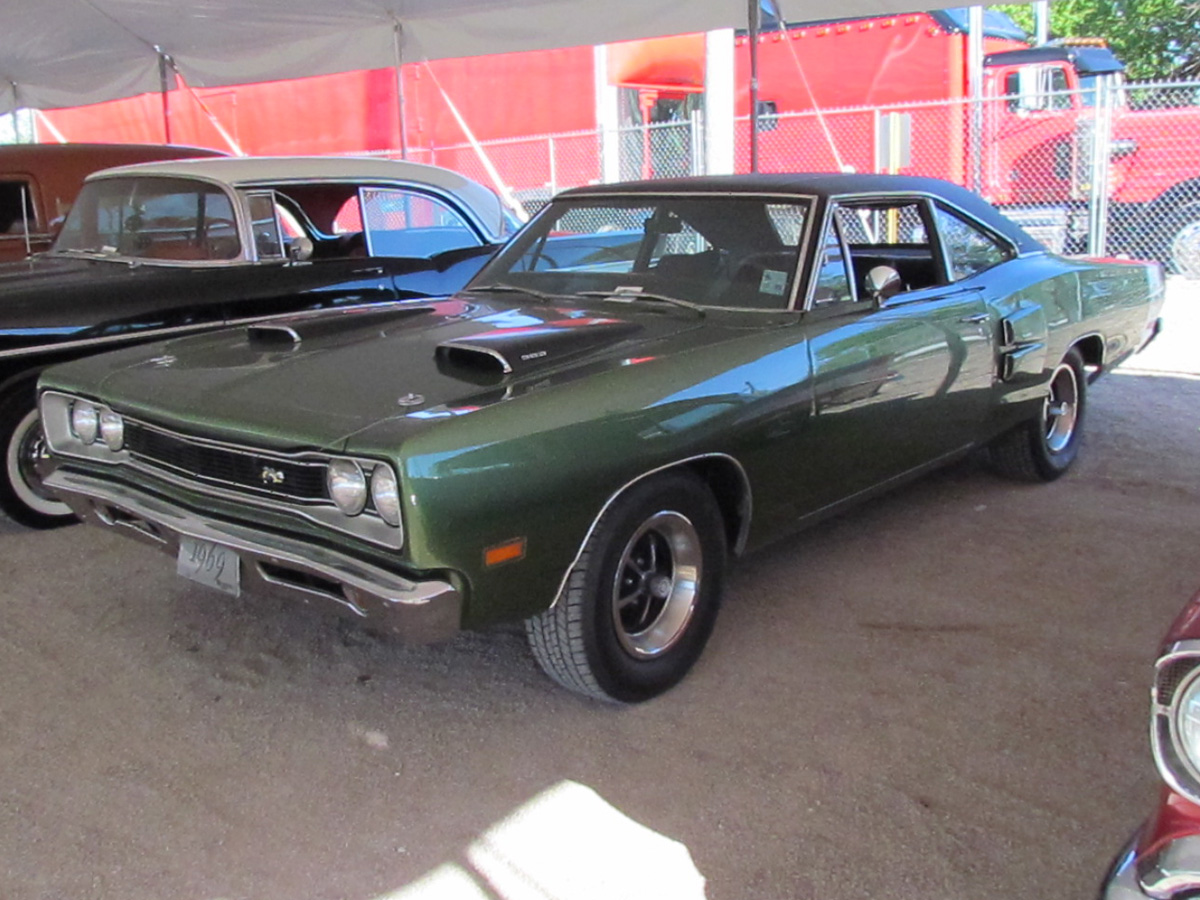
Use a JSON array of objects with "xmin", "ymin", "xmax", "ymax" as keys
[
  {"xmin": 0, "ymin": 390, "xmax": 75, "ymax": 529},
  {"xmin": 525, "ymin": 470, "xmax": 726, "ymax": 703},
  {"xmin": 989, "ymin": 348, "xmax": 1087, "ymax": 482}
]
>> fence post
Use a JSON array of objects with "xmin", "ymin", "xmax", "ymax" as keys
[
  {"xmin": 690, "ymin": 110, "xmax": 705, "ymax": 176},
  {"xmin": 1087, "ymin": 77, "xmax": 1115, "ymax": 257}
]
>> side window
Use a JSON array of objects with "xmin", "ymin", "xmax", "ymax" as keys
[
  {"xmin": 0, "ymin": 179, "xmax": 37, "ymax": 234},
  {"xmin": 933, "ymin": 204, "xmax": 1013, "ymax": 281},
  {"xmin": 55, "ymin": 177, "xmax": 240, "ymax": 261},
  {"xmin": 361, "ymin": 188, "xmax": 482, "ymax": 258},
  {"xmin": 833, "ymin": 198, "xmax": 944, "ymax": 297},
  {"xmin": 1006, "ymin": 65, "xmax": 1072, "ymax": 113},
  {"xmin": 812, "ymin": 218, "xmax": 853, "ymax": 307},
  {"xmin": 246, "ymin": 192, "xmax": 284, "ymax": 260}
]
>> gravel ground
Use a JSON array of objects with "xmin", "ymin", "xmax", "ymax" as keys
[{"xmin": 1, "ymin": 277, "xmax": 1197, "ymax": 900}]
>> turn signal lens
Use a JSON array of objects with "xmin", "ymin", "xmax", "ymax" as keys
[
  {"xmin": 99, "ymin": 409, "xmax": 125, "ymax": 451},
  {"xmin": 370, "ymin": 465, "xmax": 401, "ymax": 527},
  {"xmin": 485, "ymin": 538, "xmax": 526, "ymax": 567},
  {"xmin": 327, "ymin": 459, "xmax": 367, "ymax": 516},
  {"xmin": 70, "ymin": 401, "xmax": 99, "ymax": 444}
]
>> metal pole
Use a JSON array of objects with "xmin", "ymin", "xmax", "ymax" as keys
[
  {"xmin": 157, "ymin": 49, "xmax": 172, "ymax": 144},
  {"xmin": 1033, "ymin": 1, "xmax": 1050, "ymax": 45},
  {"xmin": 967, "ymin": 6, "xmax": 984, "ymax": 193},
  {"xmin": 1088, "ymin": 76, "xmax": 1115, "ymax": 256},
  {"xmin": 393, "ymin": 21, "xmax": 409, "ymax": 160},
  {"xmin": 749, "ymin": 0, "xmax": 760, "ymax": 173}
]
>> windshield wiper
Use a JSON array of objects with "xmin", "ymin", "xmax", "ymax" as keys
[
  {"xmin": 575, "ymin": 290, "xmax": 706, "ymax": 316},
  {"xmin": 464, "ymin": 282, "xmax": 572, "ymax": 303}
]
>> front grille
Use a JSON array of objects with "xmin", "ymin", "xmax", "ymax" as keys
[{"xmin": 124, "ymin": 422, "xmax": 329, "ymax": 504}]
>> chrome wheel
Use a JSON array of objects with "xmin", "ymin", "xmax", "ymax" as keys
[
  {"xmin": 1171, "ymin": 219, "xmax": 1200, "ymax": 280},
  {"xmin": 6, "ymin": 407, "xmax": 71, "ymax": 519},
  {"xmin": 525, "ymin": 470, "xmax": 725, "ymax": 702},
  {"xmin": 1044, "ymin": 361, "xmax": 1080, "ymax": 454},
  {"xmin": 611, "ymin": 511, "xmax": 702, "ymax": 658}
]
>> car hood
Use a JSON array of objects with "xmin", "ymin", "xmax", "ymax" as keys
[{"xmin": 60, "ymin": 293, "xmax": 710, "ymax": 451}]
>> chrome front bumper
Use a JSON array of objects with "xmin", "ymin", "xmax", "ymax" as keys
[
  {"xmin": 46, "ymin": 467, "xmax": 462, "ymax": 643},
  {"xmin": 1100, "ymin": 829, "xmax": 1200, "ymax": 899}
]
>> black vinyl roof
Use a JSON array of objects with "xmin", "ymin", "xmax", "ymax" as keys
[
  {"xmin": 559, "ymin": 173, "xmax": 1045, "ymax": 254},
  {"xmin": 984, "ymin": 45, "xmax": 1125, "ymax": 76}
]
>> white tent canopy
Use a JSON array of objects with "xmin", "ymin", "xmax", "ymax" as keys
[{"xmin": 0, "ymin": 0, "xmax": 962, "ymax": 114}]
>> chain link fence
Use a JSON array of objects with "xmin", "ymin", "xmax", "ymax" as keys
[{"xmin": 376, "ymin": 79, "xmax": 1200, "ymax": 275}]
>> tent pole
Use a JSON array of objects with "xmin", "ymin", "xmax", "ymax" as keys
[
  {"xmin": 393, "ymin": 21, "xmax": 409, "ymax": 160},
  {"xmin": 157, "ymin": 49, "xmax": 172, "ymax": 144},
  {"xmin": 748, "ymin": 0, "xmax": 760, "ymax": 173}
]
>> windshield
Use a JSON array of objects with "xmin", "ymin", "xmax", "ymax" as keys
[
  {"xmin": 471, "ymin": 195, "xmax": 813, "ymax": 311},
  {"xmin": 54, "ymin": 176, "xmax": 240, "ymax": 261}
]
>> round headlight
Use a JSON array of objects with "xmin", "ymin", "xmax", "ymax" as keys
[
  {"xmin": 327, "ymin": 459, "xmax": 367, "ymax": 516},
  {"xmin": 70, "ymin": 401, "xmax": 99, "ymax": 444},
  {"xmin": 1177, "ymin": 675, "xmax": 1200, "ymax": 775},
  {"xmin": 99, "ymin": 409, "xmax": 125, "ymax": 451},
  {"xmin": 370, "ymin": 465, "xmax": 401, "ymax": 527}
]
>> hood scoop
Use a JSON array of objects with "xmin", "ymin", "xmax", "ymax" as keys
[
  {"xmin": 436, "ymin": 317, "xmax": 643, "ymax": 383},
  {"xmin": 247, "ymin": 304, "xmax": 433, "ymax": 348}
]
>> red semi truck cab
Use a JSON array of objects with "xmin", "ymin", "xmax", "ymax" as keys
[{"xmin": 742, "ymin": 12, "xmax": 1200, "ymax": 271}]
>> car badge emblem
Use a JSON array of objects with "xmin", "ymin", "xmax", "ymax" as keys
[
  {"xmin": 260, "ymin": 466, "xmax": 286, "ymax": 486},
  {"xmin": 397, "ymin": 393, "xmax": 425, "ymax": 407}
]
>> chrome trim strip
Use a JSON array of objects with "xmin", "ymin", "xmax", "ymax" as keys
[
  {"xmin": 0, "ymin": 321, "xmax": 220, "ymax": 361},
  {"xmin": 825, "ymin": 188, "xmax": 1022, "ymax": 257},
  {"xmin": 247, "ymin": 324, "xmax": 302, "ymax": 345},
  {"xmin": 549, "ymin": 452, "xmax": 753, "ymax": 610}
]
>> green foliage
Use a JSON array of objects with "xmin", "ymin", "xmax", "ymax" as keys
[{"xmin": 995, "ymin": 0, "xmax": 1200, "ymax": 80}]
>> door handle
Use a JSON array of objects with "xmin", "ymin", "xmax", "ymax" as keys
[{"xmin": 958, "ymin": 312, "xmax": 990, "ymax": 324}]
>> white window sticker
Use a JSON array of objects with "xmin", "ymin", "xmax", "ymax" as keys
[{"xmin": 759, "ymin": 269, "xmax": 787, "ymax": 297}]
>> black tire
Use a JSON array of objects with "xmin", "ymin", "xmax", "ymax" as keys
[
  {"xmin": 525, "ymin": 470, "xmax": 726, "ymax": 703},
  {"xmin": 989, "ymin": 348, "xmax": 1087, "ymax": 483},
  {"xmin": 0, "ymin": 387, "xmax": 75, "ymax": 529}
]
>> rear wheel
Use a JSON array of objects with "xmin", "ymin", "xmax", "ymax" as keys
[
  {"xmin": 0, "ymin": 389, "xmax": 74, "ymax": 529},
  {"xmin": 525, "ymin": 470, "xmax": 726, "ymax": 703},
  {"xmin": 989, "ymin": 348, "xmax": 1086, "ymax": 482}
]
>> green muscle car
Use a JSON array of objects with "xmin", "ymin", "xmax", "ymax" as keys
[{"xmin": 37, "ymin": 174, "xmax": 1164, "ymax": 702}]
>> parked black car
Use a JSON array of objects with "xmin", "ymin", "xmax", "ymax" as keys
[{"xmin": 0, "ymin": 155, "xmax": 516, "ymax": 527}]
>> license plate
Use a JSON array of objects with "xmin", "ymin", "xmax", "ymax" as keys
[{"xmin": 177, "ymin": 536, "xmax": 241, "ymax": 597}]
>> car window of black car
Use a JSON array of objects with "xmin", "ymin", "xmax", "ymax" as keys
[
  {"xmin": 54, "ymin": 176, "xmax": 240, "ymax": 262},
  {"xmin": 832, "ymin": 199, "xmax": 948, "ymax": 299},
  {"xmin": 360, "ymin": 188, "xmax": 483, "ymax": 257},
  {"xmin": 932, "ymin": 203, "xmax": 1015, "ymax": 280}
]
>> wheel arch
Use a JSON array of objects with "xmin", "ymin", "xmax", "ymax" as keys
[
  {"xmin": 1069, "ymin": 332, "xmax": 1105, "ymax": 380},
  {"xmin": 1144, "ymin": 179, "xmax": 1200, "ymax": 217},
  {"xmin": 549, "ymin": 452, "xmax": 752, "ymax": 610}
]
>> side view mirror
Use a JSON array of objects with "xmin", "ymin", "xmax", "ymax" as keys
[
  {"xmin": 865, "ymin": 265, "xmax": 903, "ymax": 305},
  {"xmin": 288, "ymin": 236, "xmax": 314, "ymax": 262}
]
